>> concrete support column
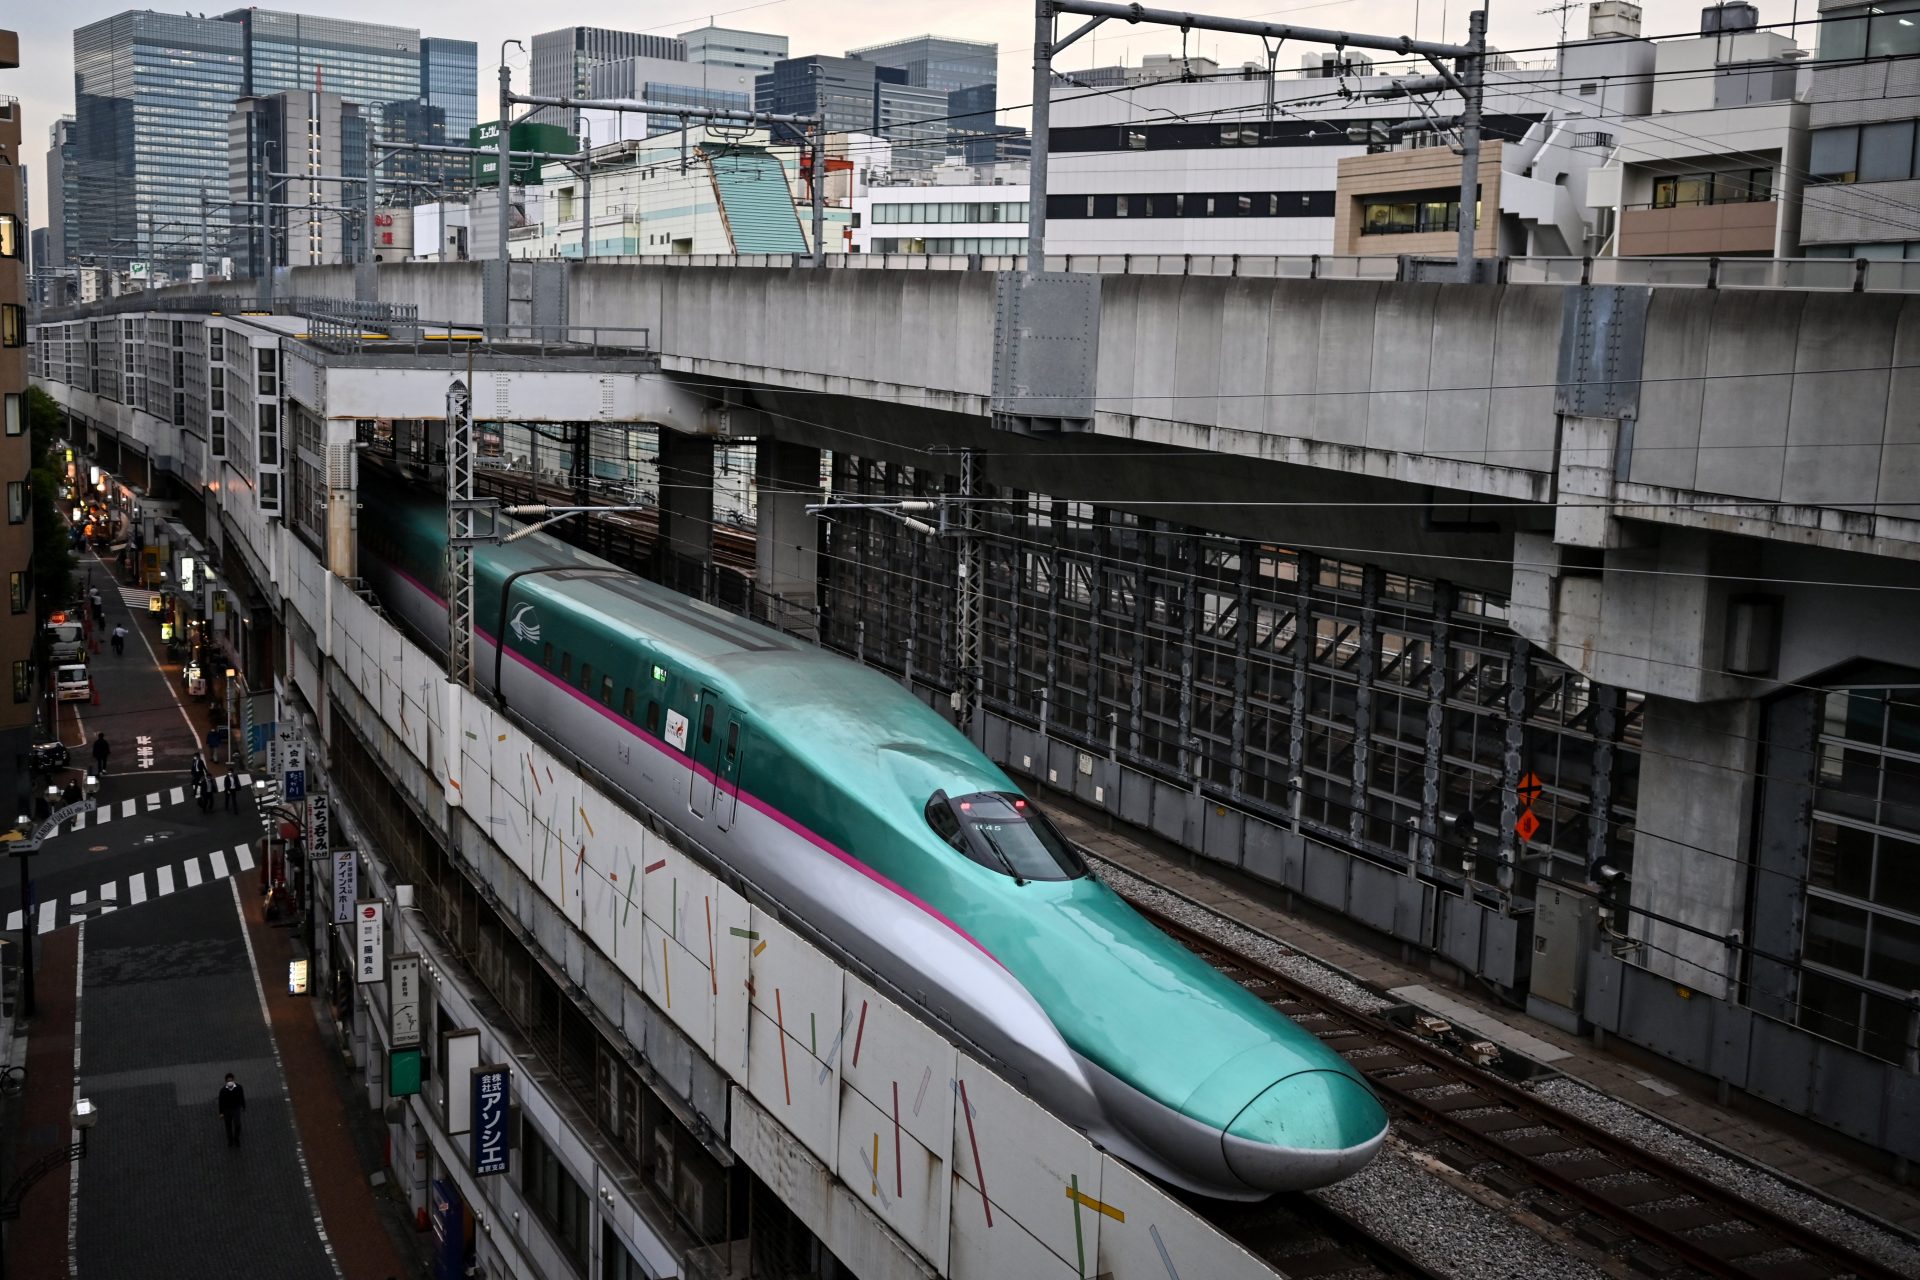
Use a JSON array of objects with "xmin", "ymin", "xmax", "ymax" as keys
[
  {"xmin": 1627, "ymin": 694, "xmax": 1761, "ymax": 999},
  {"xmin": 656, "ymin": 426, "xmax": 713, "ymax": 594},
  {"xmin": 1553, "ymin": 414, "xmax": 1626, "ymax": 549},
  {"xmin": 753, "ymin": 439, "xmax": 820, "ymax": 637}
]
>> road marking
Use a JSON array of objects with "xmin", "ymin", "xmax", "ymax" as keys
[
  {"xmin": 184, "ymin": 859, "xmax": 204, "ymax": 888},
  {"xmin": 69, "ymin": 890, "xmax": 86, "ymax": 908},
  {"xmin": 156, "ymin": 865, "xmax": 176, "ymax": 897},
  {"xmin": 38, "ymin": 902, "xmax": 57, "ymax": 934},
  {"xmin": 210, "ymin": 849, "xmax": 230, "ymax": 879},
  {"xmin": 168, "ymin": 786, "xmax": 185, "ymax": 805},
  {"xmin": 239, "ymin": 773, "xmax": 253, "ymax": 786},
  {"xmin": 235, "ymin": 843, "xmax": 255, "ymax": 871},
  {"xmin": 4, "ymin": 910, "xmax": 18, "ymax": 931},
  {"xmin": 121, "ymin": 798, "xmax": 135, "ymax": 817},
  {"xmin": 145, "ymin": 792, "xmax": 159, "ymax": 808},
  {"xmin": 129, "ymin": 874, "xmax": 148, "ymax": 905},
  {"xmin": 70, "ymin": 817, "xmax": 85, "ymax": 834},
  {"xmin": 96, "ymin": 808, "xmax": 112, "ymax": 826}
]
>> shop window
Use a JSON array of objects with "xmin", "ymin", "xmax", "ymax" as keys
[
  {"xmin": 8, "ymin": 571, "xmax": 25, "ymax": 614},
  {"xmin": 12, "ymin": 659, "xmax": 29, "ymax": 704},
  {"xmin": 3, "ymin": 392, "xmax": 19, "ymax": 436},
  {"xmin": 0, "ymin": 214, "xmax": 17, "ymax": 259}
]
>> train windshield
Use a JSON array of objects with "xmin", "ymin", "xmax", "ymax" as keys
[{"xmin": 926, "ymin": 790, "xmax": 1087, "ymax": 883}]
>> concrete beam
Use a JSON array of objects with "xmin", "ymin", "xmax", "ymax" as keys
[
  {"xmin": 657, "ymin": 427, "xmax": 714, "ymax": 570},
  {"xmin": 755, "ymin": 440, "xmax": 822, "ymax": 638}
]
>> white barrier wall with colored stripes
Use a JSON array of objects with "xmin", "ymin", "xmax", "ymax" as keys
[{"xmin": 324, "ymin": 570, "xmax": 1277, "ymax": 1280}]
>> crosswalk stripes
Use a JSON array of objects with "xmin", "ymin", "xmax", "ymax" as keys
[
  {"xmin": 33, "ymin": 778, "xmax": 259, "ymax": 839},
  {"xmin": 168, "ymin": 786, "xmax": 185, "ymax": 805},
  {"xmin": 121, "ymin": 798, "xmax": 135, "ymax": 818},
  {"xmin": 155, "ymin": 865, "xmax": 176, "ymax": 897},
  {"xmin": 183, "ymin": 860, "xmax": 203, "ymax": 888},
  {"xmin": 235, "ymin": 842, "xmax": 255, "ymax": 871},
  {"xmin": 129, "ymin": 875, "xmax": 147, "ymax": 905},
  {"xmin": 116, "ymin": 585, "xmax": 152, "ymax": 608}
]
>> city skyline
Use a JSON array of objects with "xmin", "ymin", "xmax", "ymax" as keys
[{"xmin": 3, "ymin": 0, "xmax": 1790, "ymax": 236}]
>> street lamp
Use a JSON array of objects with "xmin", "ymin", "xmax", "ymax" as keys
[{"xmin": 223, "ymin": 667, "xmax": 237, "ymax": 765}]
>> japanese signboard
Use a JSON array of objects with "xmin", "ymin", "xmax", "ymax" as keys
[
  {"xmin": 283, "ymin": 736, "xmax": 307, "ymax": 802},
  {"xmin": 471, "ymin": 1066, "xmax": 511, "ymax": 1176},
  {"xmin": 355, "ymin": 899, "xmax": 385, "ymax": 984},
  {"xmin": 390, "ymin": 953, "xmax": 422, "ymax": 1050},
  {"xmin": 332, "ymin": 851, "xmax": 358, "ymax": 925},
  {"xmin": 307, "ymin": 794, "xmax": 330, "ymax": 854}
]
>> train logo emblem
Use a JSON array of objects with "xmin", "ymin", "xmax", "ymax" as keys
[{"xmin": 509, "ymin": 604, "xmax": 541, "ymax": 644}]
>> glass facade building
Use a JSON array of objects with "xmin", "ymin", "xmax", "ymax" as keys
[
  {"xmin": 72, "ymin": 12, "xmax": 246, "ymax": 276},
  {"xmin": 681, "ymin": 25, "xmax": 788, "ymax": 73},
  {"xmin": 757, "ymin": 55, "xmax": 947, "ymax": 172},
  {"xmin": 69, "ymin": 9, "xmax": 476, "ymax": 280},
  {"xmin": 528, "ymin": 28, "xmax": 688, "ymax": 128},
  {"xmin": 848, "ymin": 36, "xmax": 1000, "ymax": 163}
]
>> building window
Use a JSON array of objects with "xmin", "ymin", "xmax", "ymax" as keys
[
  {"xmin": 1798, "ymin": 685, "xmax": 1920, "ymax": 1063},
  {"xmin": 1810, "ymin": 126, "xmax": 1863, "ymax": 183},
  {"xmin": 211, "ymin": 416, "xmax": 226, "ymax": 458},
  {"xmin": 8, "ymin": 571, "xmax": 25, "ymax": 615},
  {"xmin": 520, "ymin": 1116, "xmax": 590, "ymax": 1273},
  {"xmin": 259, "ymin": 471, "xmax": 280, "ymax": 513},
  {"xmin": 259, "ymin": 404, "xmax": 279, "ymax": 466},
  {"xmin": 1360, "ymin": 188, "xmax": 1479, "ymax": 234},
  {"xmin": 0, "ymin": 214, "xmax": 17, "ymax": 259},
  {"xmin": 6, "ymin": 481, "xmax": 23, "ymax": 524},
  {"xmin": 257, "ymin": 346, "xmax": 278, "ymax": 397},
  {"xmin": 12, "ymin": 660, "xmax": 29, "ymax": 704},
  {"xmin": 3, "ymin": 392, "xmax": 19, "ymax": 437},
  {"xmin": 1650, "ymin": 168, "xmax": 1772, "ymax": 207},
  {"xmin": 1, "ymin": 305, "xmax": 23, "ymax": 348}
]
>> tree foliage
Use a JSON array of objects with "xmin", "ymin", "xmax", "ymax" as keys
[{"xmin": 24, "ymin": 387, "xmax": 75, "ymax": 617}]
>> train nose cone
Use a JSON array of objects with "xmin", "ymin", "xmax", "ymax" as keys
[{"xmin": 1221, "ymin": 1070, "xmax": 1388, "ymax": 1193}]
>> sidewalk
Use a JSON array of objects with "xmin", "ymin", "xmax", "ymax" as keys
[
  {"xmin": 235, "ymin": 882, "xmax": 418, "ymax": 1280},
  {"xmin": 1049, "ymin": 802, "xmax": 1920, "ymax": 1237},
  {"xmin": 5, "ymin": 931, "xmax": 78, "ymax": 1280}
]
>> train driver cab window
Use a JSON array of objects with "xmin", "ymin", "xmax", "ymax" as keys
[
  {"xmin": 700, "ymin": 704, "xmax": 715, "ymax": 743},
  {"xmin": 924, "ymin": 790, "xmax": 1087, "ymax": 883}
]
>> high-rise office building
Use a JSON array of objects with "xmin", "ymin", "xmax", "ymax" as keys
[
  {"xmin": 757, "ymin": 55, "xmax": 947, "ymax": 171},
  {"xmin": 584, "ymin": 58, "xmax": 756, "ymax": 141},
  {"xmin": 681, "ymin": 25, "xmax": 788, "ymax": 73},
  {"xmin": 44, "ymin": 117, "xmax": 76, "ymax": 270},
  {"xmin": 528, "ymin": 28, "xmax": 688, "ymax": 128},
  {"xmin": 851, "ymin": 35, "xmax": 1000, "ymax": 160},
  {"xmin": 72, "ymin": 13, "xmax": 246, "ymax": 276},
  {"xmin": 846, "ymin": 35, "xmax": 996, "ymax": 95},
  {"xmin": 69, "ymin": 10, "xmax": 476, "ymax": 279},
  {"xmin": 422, "ymin": 38, "xmax": 478, "ymax": 142},
  {"xmin": 228, "ymin": 90, "xmax": 368, "ymax": 276}
]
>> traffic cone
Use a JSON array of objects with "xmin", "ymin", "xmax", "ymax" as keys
[{"xmin": 91, "ymin": 679, "xmax": 99, "ymax": 706}]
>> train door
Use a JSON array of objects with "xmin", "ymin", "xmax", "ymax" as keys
[
  {"xmin": 689, "ymin": 688, "xmax": 723, "ymax": 818},
  {"xmin": 714, "ymin": 714, "xmax": 744, "ymax": 832}
]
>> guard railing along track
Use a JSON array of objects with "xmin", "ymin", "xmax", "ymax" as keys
[{"xmin": 1134, "ymin": 905, "xmax": 1907, "ymax": 1280}]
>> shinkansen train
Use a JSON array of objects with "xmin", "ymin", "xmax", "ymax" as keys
[{"xmin": 359, "ymin": 470, "xmax": 1387, "ymax": 1199}]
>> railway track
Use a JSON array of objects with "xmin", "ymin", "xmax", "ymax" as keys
[
  {"xmin": 472, "ymin": 472, "xmax": 760, "ymax": 576},
  {"xmin": 1134, "ymin": 904, "xmax": 1910, "ymax": 1280},
  {"xmin": 1204, "ymin": 1188, "xmax": 1454, "ymax": 1279}
]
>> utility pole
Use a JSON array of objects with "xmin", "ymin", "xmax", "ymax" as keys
[
  {"xmin": 954, "ymin": 449, "xmax": 982, "ymax": 740},
  {"xmin": 811, "ymin": 125, "xmax": 827, "ymax": 267},
  {"xmin": 1455, "ymin": 8, "xmax": 1488, "ymax": 283},
  {"xmin": 579, "ymin": 114, "xmax": 593, "ymax": 262},
  {"xmin": 498, "ymin": 40, "xmax": 520, "ymax": 281},
  {"xmin": 363, "ymin": 128, "xmax": 377, "ymax": 266},
  {"xmin": 446, "ymin": 375, "xmax": 478, "ymax": 689},
  {"xmin": 199, "ymin": 191, "xmax": 210, "ymax": 282}
]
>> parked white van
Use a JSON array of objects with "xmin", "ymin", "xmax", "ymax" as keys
[
  {"xmin": 45, "ymin": 621, "xmax": 85, "ymax": 662},
  {"xmin": 55, "ymin": 663, "xmax": 91, "ymax": 702}
]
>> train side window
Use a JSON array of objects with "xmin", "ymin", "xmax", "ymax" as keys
[
  {"xmin": 581, "ymin": 662, "xmax": 593, "ymax": 691},
  {"xmin": 543, "ymin": 643, "xmax": 553, "ymax": 670},
  {"xmin": 646, "ymin": 700, "xmax": 661, "ymax": 735},
  {"xmin": 622, "ymin": 688, "xmax": 635, "ymax": 719},
  {"xmin": 600, "ymin": 676, "xmax": 614, "ymax": 706},
  {"xmin": 561, "ymin": 652, "xmax": 572, "ymax": 681},
  {"xmin": 700, "ymin": 703, "xmax": 715, "ymax": 743},
  {"xmin": 725, "ymin": 722, "xmax": 739, "ymax": 762}
]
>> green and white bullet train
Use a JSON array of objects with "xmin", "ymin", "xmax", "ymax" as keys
[{"xmin": 360, "ymin": 472, "xmax": 1387, "ymax": 1199}]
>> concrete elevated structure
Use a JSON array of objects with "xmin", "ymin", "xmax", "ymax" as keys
[{"xmin": 29, "ymin": 256, "xmax": 1920, "ymax": 1233}]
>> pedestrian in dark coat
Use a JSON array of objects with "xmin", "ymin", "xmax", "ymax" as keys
[
  {"xmin": 190, "ymin": 756, "xmax": 206, "ymax": 787},
  {"xmin": 223, "ymin": 771, "xmax": 240, "ymax": 813},
  {"xmin": 199, "ymin": 775, "xmax": 217, "ymax": 813},
  {"xmin": 217, "ymin": 1073, "xmax": 246, "ymax": 1146},
  {"xmin": 92, "ymin": 732, "xmax": 110, "ymax": 773}
]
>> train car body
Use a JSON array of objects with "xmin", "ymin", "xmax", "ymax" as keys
[{"xmin": 359, "ymin": 472, "xmax": 1387, "ymax": 1199}]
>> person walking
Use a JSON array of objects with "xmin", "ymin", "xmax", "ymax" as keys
[
  {"xmin": 199, "ymin": 774, "xmax": 217, "ymax": 814},
  {"xmin": 190, "ymin": 755, "xmax": 206, "ymax": 788},
  {"xmin": 111, "ymin": 625, "xmax": 126, "ymax": 656},
  {"xmin": 217, "ymin": 1073, "xmax": 246, "ymax": 1146},
  {"xmin": 223, "ymin": 771, "xmax": 241, "ymax": 813},
  {"xmin": 91, "ymin": 732, "xmax": 110, "ymax": 775}
]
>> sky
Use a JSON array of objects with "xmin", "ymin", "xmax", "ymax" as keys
[{"xmin": 5, "ymin": 0, "xmax": 1806, "ymax": 234}]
